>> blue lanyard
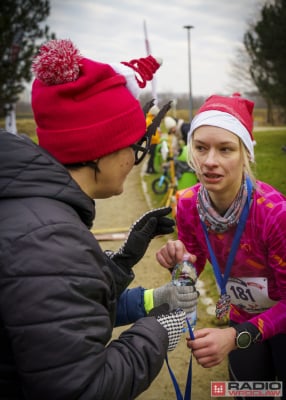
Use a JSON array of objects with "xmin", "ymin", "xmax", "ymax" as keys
[
  {"xmin": 165, "ymin": 318, "xmax": 195, "ymax": 400},
  {"xmin": 166, "ymin": 178, "xmax": 252, "ymax": 399},
  {"xmin": 201, "ymin": 177, "xmax": 253, "ymax": 295}
]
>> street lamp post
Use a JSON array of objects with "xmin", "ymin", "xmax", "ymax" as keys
[{"xmin": 183, "ymin": 25, "xmax": 194, "ymax": 123}]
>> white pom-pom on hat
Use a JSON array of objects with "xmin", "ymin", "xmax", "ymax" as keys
[{"xmin": 32, "ymin": 39, "xmax": 82, "ymax": 85}]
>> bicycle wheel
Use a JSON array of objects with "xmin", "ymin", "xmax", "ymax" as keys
[{"xmin": 151, "ymin": 178, "xmax": 169, "ymax": 194}]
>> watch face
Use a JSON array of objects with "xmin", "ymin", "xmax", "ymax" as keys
[{"xmin": 237, "ymin": 331, "xmax": 252, "ymax": 349}]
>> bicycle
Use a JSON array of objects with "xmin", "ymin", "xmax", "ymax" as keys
[
  {"xmin": 151, "ymin": 159, "xmax": 193, "ymax": 195},
  {"xmin": 151, "ymin": 162, "xmax": 172, "ymax": 194}
]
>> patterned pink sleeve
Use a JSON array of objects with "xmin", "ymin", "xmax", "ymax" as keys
[{"xmin": 248, "ymin": 186, "xmax": 286, "ymax": 339}]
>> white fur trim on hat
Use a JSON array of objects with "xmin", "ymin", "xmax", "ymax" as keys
[
  {"xmin": 188, "ymin": 110, "xmax": 254, "ymax": 161},
  {"xmin": 111, "ymin": 62, "xmax": 140, "ymax": 99}
]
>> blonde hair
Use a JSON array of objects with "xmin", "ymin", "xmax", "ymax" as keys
[{"xmin": 187, "ymin": 135, "xmax": 256, "ymax": 187}]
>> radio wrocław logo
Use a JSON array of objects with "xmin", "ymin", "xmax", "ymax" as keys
[{"xmin": 211, "ymin": 381, "xmax": 282, "ymax": 397}]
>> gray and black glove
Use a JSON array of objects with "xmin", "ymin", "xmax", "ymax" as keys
[
  {"xmin": 108, "ymin": 207, "xmax": 175, "ymax": 269},
  {"xmin": 153, "ymin": 282, "xmax": 199, "ymax": 314},
  {"xmin": 149, "ymin": 303, "xmax": 185, "ymax": 351}
]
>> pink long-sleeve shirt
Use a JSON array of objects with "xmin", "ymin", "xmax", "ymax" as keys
[{"xmin": 177, "ymin": 180, "xmax": 286, "ymax": 340}]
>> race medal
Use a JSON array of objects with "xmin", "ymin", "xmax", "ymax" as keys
[{"xmin": 215, "ymin": 293, "xmax": 231, "ymax": 319}]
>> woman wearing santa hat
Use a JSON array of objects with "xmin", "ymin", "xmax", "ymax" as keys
[{"xmin": 156, "ymin": 93, "xmax": 286, "ymax": 399}]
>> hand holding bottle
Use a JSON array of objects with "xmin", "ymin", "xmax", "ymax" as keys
[
  {"xmin": 172, "ymin": 254, "xmax": 198, "ymax": 328},
  {"xmin": 153, "ymin": 282, "xmax": 198, "ymax": 314},
  {"xmin": 156, "ymin": 239, "xmax": 197, "ymax": 270}
]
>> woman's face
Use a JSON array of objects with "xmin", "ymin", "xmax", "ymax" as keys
[
  {"xmin": 92, "ymin": 147, "xmax": 135, "ymax": 199},
  {"xmin": 192, "ymin": 126, "xmax": 244, "ymax": 205}
]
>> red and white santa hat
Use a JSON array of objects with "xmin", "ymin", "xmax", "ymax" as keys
[
  {"xmin": 32, "ymin": 39, "xmax": 161, "ymax": 164},
  {"xmin": 188, "ymin": 93, "xmax": 255, "ymax": 161}
]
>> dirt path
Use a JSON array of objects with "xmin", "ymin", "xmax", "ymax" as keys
[{"xmin": 94, "ymin": 164, "xmax": 230, "ymax": 400}]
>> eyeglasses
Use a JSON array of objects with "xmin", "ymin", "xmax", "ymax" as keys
[
  {"xmin": 131, "ymin": 133, "xmax": 151, "ymax": 165},
  {"xmin": 131, "ymin": 100, "xmax": 173, "ymax": 165}
]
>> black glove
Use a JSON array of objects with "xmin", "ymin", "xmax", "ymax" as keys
[
  {"xmin": 149, "ymin": 303, "xmax": 185, "ymax": 352},
  {"xmin": 109, "ymin": 207, "xmax": 175, "ymax": 269}
]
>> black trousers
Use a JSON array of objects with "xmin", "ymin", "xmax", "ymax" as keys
[
  {"xmin": 146, "ymin": 144, "xmax": 157, "ymax": 173},
  {"xmin": 228, "ymin": 322, "xmax": 286, "ymax": 400}
]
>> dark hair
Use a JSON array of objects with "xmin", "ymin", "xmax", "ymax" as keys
[{"xmin": 65, "ymin": 161, "xmax": 100, "ymax": 172}]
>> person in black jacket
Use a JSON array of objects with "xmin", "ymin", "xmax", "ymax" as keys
[{"xmin": 0, "ymin": 39, "xmax": 198, "ymax": 400}]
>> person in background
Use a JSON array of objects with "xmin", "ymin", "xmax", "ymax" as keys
[
  {"xmin": 164, "ymin": 115, "xmax": 190, "ymax": 145},
  {"xmin": 145, "ymin": 104, "xmax": 161, "ymax": 174},
  {"xmin": 0, "ymin": 39, "xmax": 199, "ymax": 400},
  {"xmin": 162, "ymin": 115, "xmax": 181, "ymax": 157},
  {"xmin": 162, "ymin": 116, "xmax": 197, "ymax": 191},
  {"xmin": 156, "ymin": 93, "xmax": 286, "ymax": 400}
]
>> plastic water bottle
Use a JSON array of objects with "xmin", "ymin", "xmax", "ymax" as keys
[{"xmin": 172, "ymin": 254, "xmax": 197, "ymax": 328}]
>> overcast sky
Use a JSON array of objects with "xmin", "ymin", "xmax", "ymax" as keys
[{"xmin": 47, "ymin": 0, "xmax": 264, "ymax": 97}]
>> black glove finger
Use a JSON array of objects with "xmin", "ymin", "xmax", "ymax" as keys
[
  {"xmin": 152, "ymin": 206, "xmax": 172, "ymax": 218},
  {"xmin": 140, "ymin": 217, "xmax": 158, "ymax": 236},
  {"xmin": 148, "ymin": 303, "xmax": 170, "ymax": 317},
  {"xmin": 132, "ymin": 207, "xmax": 172, "ymax": 232},
  {"xmin": 156, "ymin": 217, "xmax": 175, "ymax": 235},
  {"xmin": 140, "ymin": 216, "xmax": 174, "ymax": 238}
]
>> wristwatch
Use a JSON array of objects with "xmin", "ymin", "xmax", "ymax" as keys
[
  {"xmin": 234, "ymin": 323, "xmax": 262, "ymax": 349},
  {"xmin": 235, "ymin": 329, "xmax": 252, "ymax": 349}
]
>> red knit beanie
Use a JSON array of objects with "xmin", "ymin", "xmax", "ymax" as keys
[
  {"xmin": 31, "ymin": 39, "xmax": 161, "ymax": 164},
  {"xmin": 189, "ymin": 93, "xmax": 255, "ymax": 161}
]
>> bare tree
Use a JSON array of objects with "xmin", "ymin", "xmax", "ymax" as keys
[{"xmin": 244, "ymin": 0, "xmax": 286, "ymax": 124}]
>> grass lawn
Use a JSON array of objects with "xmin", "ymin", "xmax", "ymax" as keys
[{"xmin": 253, "ymin": 128, "xmax": 286, "ymax": 194}]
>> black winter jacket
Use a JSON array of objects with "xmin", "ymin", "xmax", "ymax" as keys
[{"xmin": 0, "ymin": 130, "xmax": 168, "ymax": 400}]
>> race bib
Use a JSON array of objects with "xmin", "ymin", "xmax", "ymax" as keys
[{"xmin": 225, "ymin": 277, "xmax": 278, "ymax": 313}]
